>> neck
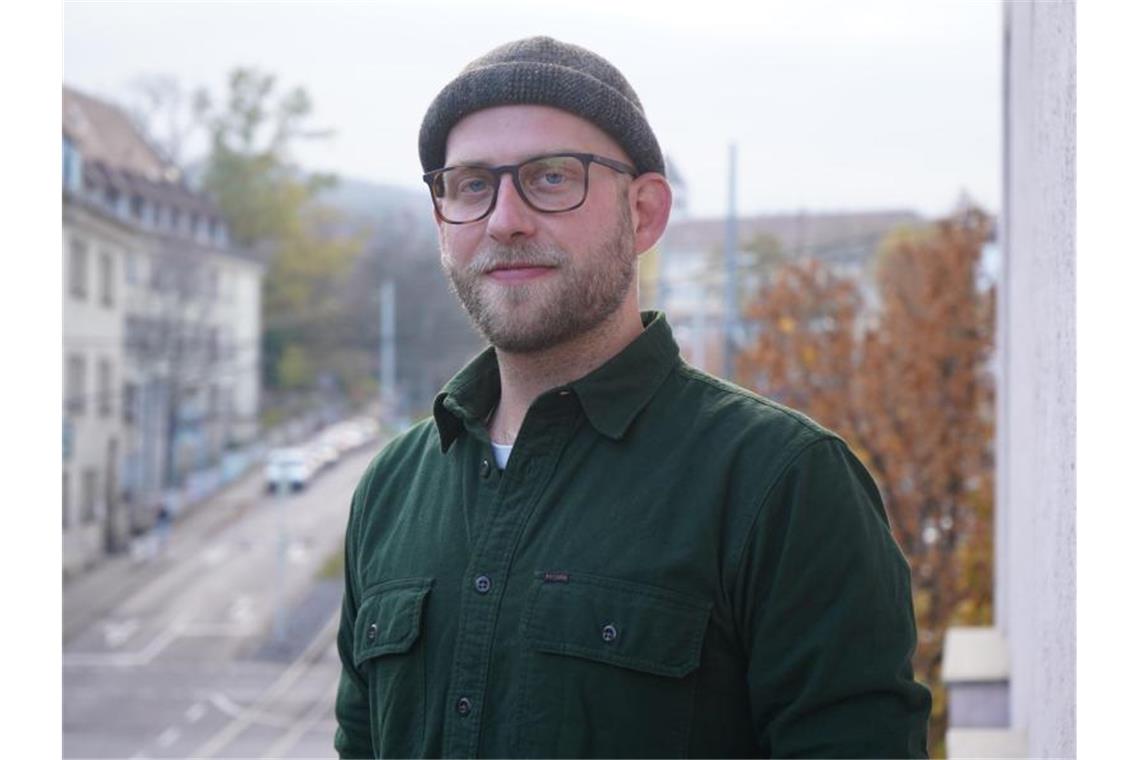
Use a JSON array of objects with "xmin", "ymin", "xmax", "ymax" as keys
[{"xmin": 488, "ymin": 305, "xmax": 644, "ymax": 444}]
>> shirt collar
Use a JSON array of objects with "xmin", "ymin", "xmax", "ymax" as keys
[{"xmin": 432, "ymin": 311, "xmax": 681, "ymax": 452}]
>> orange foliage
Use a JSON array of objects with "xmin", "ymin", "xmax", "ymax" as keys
[{"xmin": 736, "ymin": 207, "xmax": 996, "ymax": 753}]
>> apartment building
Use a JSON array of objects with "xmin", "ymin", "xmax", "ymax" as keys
[{"xmin": 62, "ymin": 87, "xmax": 263, "ymax": 575}]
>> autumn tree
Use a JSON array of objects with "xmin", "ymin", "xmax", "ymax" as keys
[{"xmin": 736, "ymin": 207, "xmax": 995, "ymax": 754}]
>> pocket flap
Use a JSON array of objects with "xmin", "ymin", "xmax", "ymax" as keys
[
  {"xmin": 353, "ymin": 577, "xmax": 432, "ymax": 667},
  {"xmin": 524, "ymin": 572, "xmax": 711, "ymax": 678}
]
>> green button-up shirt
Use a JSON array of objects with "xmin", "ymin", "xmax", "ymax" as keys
[{"xmin": 335, "ymin": 312, "xmax": 930, "ymax": 758}]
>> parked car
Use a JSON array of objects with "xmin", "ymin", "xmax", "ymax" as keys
[
  {"xmin": 265, "ymin": 448, "xmax": 316, "ymax": 492},
  {"xmin": 308, "ymin": 439, "xmax": 341, "ymax": 470}
]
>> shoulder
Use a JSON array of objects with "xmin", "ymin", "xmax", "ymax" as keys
[
  {"xmin": 350, "ymin": 417, "xmax": 439, "ymax": 516},
  {"xmin": 665, "ymin": 361, "xmax": 840, "ymax": 462}
]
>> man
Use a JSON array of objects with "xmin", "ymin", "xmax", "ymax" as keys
[{"xmin": 335, "ymin": 36, "xmax": 931, "ymax": 758}]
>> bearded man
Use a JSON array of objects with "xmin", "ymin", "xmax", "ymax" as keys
[{"xmin": 334, "ymin": 36, "xmax": 931, "ymax": 759}]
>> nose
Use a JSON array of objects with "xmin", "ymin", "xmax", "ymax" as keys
[{"xmin": 485, "ymin": 173, "xmax": 537, "ymax": 243}]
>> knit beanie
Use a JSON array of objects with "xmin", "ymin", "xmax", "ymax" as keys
[{"xmin": 418, "ymin": 36, "xmax": 665, "ymax": 177}]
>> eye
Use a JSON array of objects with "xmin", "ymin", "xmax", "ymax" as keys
[
  {"xmin": 539, "ymin": 171, "xmax": 566, "ymax": 186},
  {"xmin": 458, "ymin": 176, "xmax": 489, "ymax": 194}
]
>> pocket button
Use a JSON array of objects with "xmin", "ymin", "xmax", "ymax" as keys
[{"xmin": 601, "ymin": 623, "xmax": 618, "ymax": 643}]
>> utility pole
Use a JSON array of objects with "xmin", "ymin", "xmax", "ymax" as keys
[
  {"xmin": 380, "ymin": 279, "xmax": 396, "ymax": 419},
  {"xmin": 723, "ymin": 142, "xmax": 739, "ymax": 381},
  {"xmin": 274, "ymin": 470, "xmax": 288, "ymax": 645}
]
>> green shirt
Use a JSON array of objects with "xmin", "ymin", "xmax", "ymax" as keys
[{"xmin": 335, "ymin": 312, "xmax": 931, "ymax": 758}]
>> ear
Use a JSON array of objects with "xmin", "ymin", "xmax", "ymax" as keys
[{"xmin": 628, "ymin": 173, "xmax": 672, "ymax": 256}]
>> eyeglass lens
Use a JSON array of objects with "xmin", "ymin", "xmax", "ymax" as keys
[{"xmin": 431, "ymin": 155, "xmax": 588, "ymax": 222}]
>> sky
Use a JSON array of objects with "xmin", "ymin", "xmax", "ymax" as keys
[{"xmin": 63, "ymin": 0, "xmax": 1001, "ymax": 220}]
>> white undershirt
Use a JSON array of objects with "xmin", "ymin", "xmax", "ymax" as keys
[{"xmin": 491, "ymin": 441, "xmax": 513, "ymax": 470}]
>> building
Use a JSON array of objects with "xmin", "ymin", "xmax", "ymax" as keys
[
  {"xmin": 62, "ymin": 86, "xmax": 263, "ymax": 576},
  {"xmin": 942, "ymin": 2, "xmax": 1075, "ymax": 756},
  {"xmin": 656, "ymin": 209, "xmax": 923, "ymax": 374}
]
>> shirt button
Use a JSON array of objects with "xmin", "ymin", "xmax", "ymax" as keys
[
  {"xmin": 366, "ymin": 623, "xmax": 378, "ymax": 642},
  {"xmin": 474, "ymin": 575, "xmax": 492, "ymax": 594},
  {"xmin": 456, "ymin": 696, "xmax": 473, "ymax": 716},
  {"xmin": 480, "ymin": 459, "xmax": 492, "ymax": 478},
  {"xmin": 601, "ymin": 623, "xmax": 619, "ymax": 643}
]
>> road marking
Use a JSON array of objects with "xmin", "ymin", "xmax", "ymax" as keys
[
  {"xmin": 102, "ymin": 618, "xmax": 140, "ymax": 648},
  {"xmin": 207, "ymin": 691, "xmax": 296, "ymax": 730},
  {"xmin": 185, "ymin": 702, "xmax": 207, "ymax": 723},
  {"xmin": 287, "ymin": 541, "xmax": 310, "ymax": 564},
  {"xmin": 262, "ymin": 665, "xmax": 341, "ymax": 759},
  {"xmin": 192, "ymin": 611, "xmax": 341, "ymax": 757},
  {"xmin": 65, "ymin": 615, "xmax": 188, "ymax": 667},
  {"xmin": 201, "ymin": 545, "xmax": 230, "ymax": 566},
  {"xmin": 228, "ymin": 595, "xmax": 255, "ymax": 623},
  {"xmin": 156, "ymin": 726, "xmax": 180, "ymax": 748}
]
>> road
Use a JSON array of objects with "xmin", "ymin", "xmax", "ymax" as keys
[{"xmin": 63, "ymin": 442, "xmax": 382, "ymax": 759}]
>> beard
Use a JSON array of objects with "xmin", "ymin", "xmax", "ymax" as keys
[{"xmin": 442, "ymin": 204, "xmax": 636, "ymax": 354}]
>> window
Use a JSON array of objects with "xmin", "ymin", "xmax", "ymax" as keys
[
  {"xmin": 170, "ymin": 207, "xmax": 181, "ymax": 232},
  {"xmin": 125, "ymin": 252, "xmax": 138, "ymax": 286},
  {"xmin": 98, "ymin": 359, "xmax": 113, "ymax": 418},
  {"xmin": 63, "ymin": 137, "xmax": 83, "ymax": 193},
  {"xmin": 69, "ymin": 239, "xmax": 88, "ymax": 299},
  {"xmin": 130, "ymin": 194, "xmax": 145, "ymax": 221},
  {"xmin": 63, "ymin": 470, "xmax": 71, "ymax": 530},
  {"xmin": 123, "ymin": 382, "xmax": 137, "ymax": 425},
  {"xmin": 66, "ymin": 354, "xmax": 86, "ymax": 415},
  {"xmin": 99, "ymin": 251, "xmax": 114, "ymax": 307},
  {"xmin": 82, "ymin": 469, "xmax": 98, "ymax": 524}
]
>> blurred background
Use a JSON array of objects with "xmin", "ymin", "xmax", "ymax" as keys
[{"xmin": 61, "ymin": 2, "xmax": 1074, "ymax": 758}]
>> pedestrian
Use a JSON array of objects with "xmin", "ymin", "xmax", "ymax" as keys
[
  {"xmin": 154, "ymin": 501, "xmax": 171, "ymax": 557},
  {"xmin": 334, "ymin": 36, "xmax": 931, "ymax": 758}
]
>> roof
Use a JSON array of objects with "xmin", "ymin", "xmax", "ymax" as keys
[
  {"xmin": 661, "ymin": 209, "xmax": 924, "ymax": 257},
  {"xmin": 63, "ymin": 85, "xmax": 175, "ymax": 182},
  {"xmin": 82, "ymin": 159, "xmax": 219, "ymax": 218}
]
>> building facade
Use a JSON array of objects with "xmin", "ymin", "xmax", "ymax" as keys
[
  {"xmin": 62, "ymin": 87, "xmax": 263, "ymax": 576},
  {"xmin": 656, "ymin": 209, "xmax": 922, "ymax": 376}
]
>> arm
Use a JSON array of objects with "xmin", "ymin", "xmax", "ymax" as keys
[
  {"xmin": 733, "ymin": 437, "xmax": 931, "ymax": 758},
  {"xmin": 334, "ymin": 484, "xmax": 374, "ymax": 759}
]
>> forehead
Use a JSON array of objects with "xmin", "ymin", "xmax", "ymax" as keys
[{"xmin": 444, "ymin": 105, "xmax": 630, "ymax": 166}]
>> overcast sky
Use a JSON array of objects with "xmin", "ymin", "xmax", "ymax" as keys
[{"xmin": 63, "ymin": 0, "xmax": 1001, "ymax": 220}]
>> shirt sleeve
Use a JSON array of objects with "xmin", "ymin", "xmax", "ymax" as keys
[
  {"xmin": 732, "ymin": 436, "xmax": 932, "ymax": 758},
  {"xmin": 334, "ymin": 484, "xmax": 374, "ymax": 759}
]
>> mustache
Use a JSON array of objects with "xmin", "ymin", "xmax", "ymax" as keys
[{"xmin": 469, "ymin": 242, "xmax": 566, "ymax": 274}]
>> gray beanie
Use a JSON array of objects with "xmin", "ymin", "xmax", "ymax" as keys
[{"xmin": 418, "ymin": 36, "xmax": 665, "ymax": 177}]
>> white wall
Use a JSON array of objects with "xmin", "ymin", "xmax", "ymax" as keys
[
  {"xmin": 997, "ymin": 2, "xmax": 1076, "ymax": 755},
  {"xmin": 62, "ymin": 204, "xmax": 131, "ymax": 573}
]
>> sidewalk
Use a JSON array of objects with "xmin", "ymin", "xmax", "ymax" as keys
[{"xmin": 63, "ymin": 466, "xmax": 265, "ymax": 645}]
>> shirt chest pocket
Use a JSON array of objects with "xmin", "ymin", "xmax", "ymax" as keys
[
  {"xmin": 517, "ymin": 572, "xmax": 712, "ymax": 758},
  {"xmin": 353, "ymin": 577, "xmax": 432, "ymax": 757}
]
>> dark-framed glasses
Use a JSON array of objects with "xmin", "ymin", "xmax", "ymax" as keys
[{"xmin": 423, "ymin": 152, "xmax": 638, "ymax": 224}]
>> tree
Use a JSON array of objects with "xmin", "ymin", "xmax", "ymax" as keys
[
  {"xmin": 193, "ymin": 69, "xmax": 364, "ymax": 397},
  {"xmin": 736, "ymin": 207, "xmax": 996, "ymax": 753}
]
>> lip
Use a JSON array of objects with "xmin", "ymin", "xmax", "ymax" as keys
[{"xmin": 486, "ymin": 265, "xmax": 555, "ymax": 282}]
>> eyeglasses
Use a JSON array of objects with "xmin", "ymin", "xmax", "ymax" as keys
[{"xmin": 423, "ymin": 152, "xmax": 638, "ymax": 224}]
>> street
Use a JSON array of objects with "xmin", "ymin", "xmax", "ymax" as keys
[{"xmin": 63, "ymin": 443, "xmax": 382, "ymax": 759}]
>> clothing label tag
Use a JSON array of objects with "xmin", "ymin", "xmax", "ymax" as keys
[{"xmin": 542, "ymin": 571, "xmax": 570, "ymax": 584}]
